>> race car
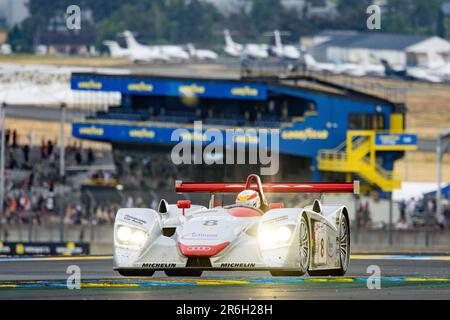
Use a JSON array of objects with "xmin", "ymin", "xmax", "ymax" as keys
[{"xmin": 113, "ymin": 174, "xmax": 359, "ymax": 277}]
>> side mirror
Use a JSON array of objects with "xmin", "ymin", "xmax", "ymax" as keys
[
  {"xmin": 177, "ymin": 200, "xmax": 191, "ymax": 216},
  {"xmin": 158, "ymin": 199, "xmax": 169, "ymax": 214},
  {"xmin": 269, "ymin": 203, "xmax": 284, "ymax": 209}
]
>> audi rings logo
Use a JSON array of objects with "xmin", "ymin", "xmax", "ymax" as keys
[{"xmin": 186, "ymin": 246, "xmax": 212, "ymax": 252}]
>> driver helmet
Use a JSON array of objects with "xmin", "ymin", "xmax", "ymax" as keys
[{"xmin": 236, "ymin": 190, "xmax": 261, "ymax": 209}]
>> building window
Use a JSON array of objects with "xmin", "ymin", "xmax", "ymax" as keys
[{"xmin": 348, "ymin": 114, "xmax": 384, "ymax": 130}]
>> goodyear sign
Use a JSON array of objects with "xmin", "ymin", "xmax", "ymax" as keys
[
  {"xmin": 375, "ymin": 133, "xmax": 417, "ymax": 150},
  {"xmin": 73, "ymin": 122, "xmax": 160, "ymax": 143},
  {"xmin": 73, "ymin": 120, "xmax": 341, "ymax": 158},
  {"xmin": 281, "ymin": 128, "xmax": 329, "ymax": 141},
  {"xmin": 0, "ymin": 241, "xmax": 90, "ymax": 256},
  {"xmin": 73, "ymin": 122, "xmax": 264, "ymax": 145},
  {"xmin": 127, "ymin": 81, "xmax": 154, "ymax": 92},
  {"xmin": 71, "ymin": 75, "xmax": 267, "ymax": 100}
]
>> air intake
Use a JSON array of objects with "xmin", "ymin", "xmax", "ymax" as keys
[{"xmin": 186, "ymin": 257, "xmax": 212, "ymax": 268}]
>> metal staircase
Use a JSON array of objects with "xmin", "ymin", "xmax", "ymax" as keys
[{"xmin": 317, "ymin": 130, "xmax": 401, "ymax": 191}]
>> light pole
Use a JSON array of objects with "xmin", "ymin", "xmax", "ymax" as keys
[
  {"xmin": 59, "ymin": 103, "xmax": 67, "ymax": 242},
  {"xmin": 0, "ymin": 103, "xmax": 6, "ymax": 217},
  {"xmin": 60, "ymin": 103, "xmax": 66, "ymax": 179}
]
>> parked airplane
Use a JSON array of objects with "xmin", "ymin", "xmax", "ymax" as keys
[
  {"xmin": 103, "ymin": 40, "xmax": 168, "ymax": 63},
  {"xmin": 223, "ymin": 29, "xmax": 268, "ymax": 59},
  {"xmin": 103, "ymin": 41, "xmax": 130, "ymax": 58},
  {"xmin": 186, "ymin": 43, "xmax": 218, "ymax": 61},
  {"xmin": 120, "ymin": 30, "xmax": 189, "ymax": 62},
  {"xmin": 302, "ymin": 51, "xmax": 337, "ymax": 73},
  {"xmin": 418, "ymin": 52, "xmax": 450, "ymax": 82},
  {"xmin": 302, "ymin": 49, "xmax": 386, "ymax": 77},
  {"xmin": 381, "ymin": 59, "xmax": 443, "ymax": 83},
  {"xmin": 0, "ymin": 44, "xmax": 12, "ymax": 55},
  {"xmin": 269, "ymin": 30, "xmax": 300, "ymax": 60}
]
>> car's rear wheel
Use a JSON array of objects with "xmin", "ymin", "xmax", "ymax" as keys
[
  {"xmin": 308, "ymin": 213, "xmax": 350, "ymax": 276},
  {"xmin": 164, "ymin": 270, "xmax": 203, "ymax": 277},
  {"xmin": 270, "ymin": 215, "xmax": 310, "ymax": 277},
  {"xmin": 117, "ymin": 269, "xmax": 155, "ymax": 277}
]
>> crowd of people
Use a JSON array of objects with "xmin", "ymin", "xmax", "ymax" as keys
[
  {"xmin": 352, "ymin": 195, "xmax": 450, "ymax": 231},
  {"xmin": 114, "ymin": 150, "xmax": 178, "ymax": 189},
  {"xmin": 0, "ymin": 128, "xmax": 101, "ymax": 227},
  {"xmin": 397, "ymin": 196, "xmax": 450, "ymax": 231}
]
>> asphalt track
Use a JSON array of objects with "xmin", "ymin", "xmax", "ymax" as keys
[{"xmin": 0, "ymin": 255, "xmax": 450, "ymax": 299}]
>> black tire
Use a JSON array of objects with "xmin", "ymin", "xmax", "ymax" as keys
[
  {"xmin": 117, "ymin": 269, "xmax": 155, "ymax": 277},
  {"xmin": 308, "ymin": 213, "xmax": 350, "ymax": 277},
  {"xmin": 164, "ymin": 270, "xmax": 203, "ymax": 277},
  {"xmin": 269, "ymin": 215, "xmax": 310, "ymax": 277}
]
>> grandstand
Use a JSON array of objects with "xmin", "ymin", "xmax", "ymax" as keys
[{"xmin": 70, "ymin": 72, "xmax": 417, "ymax": 192}]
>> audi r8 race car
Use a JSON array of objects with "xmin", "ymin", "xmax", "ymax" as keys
[{"xmin": 113, "ymin": 174, "xmax": 359, "ymax": 277}]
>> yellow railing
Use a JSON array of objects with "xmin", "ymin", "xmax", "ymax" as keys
[{"xmin": 317, "ymin": 130, "xmax": 402, "ymax": 191}]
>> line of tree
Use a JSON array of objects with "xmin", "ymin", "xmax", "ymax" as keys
[{"xmin": 7, "ymin": 0, "xmax": 450, "ymax": 53}]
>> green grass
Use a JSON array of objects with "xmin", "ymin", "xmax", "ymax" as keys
[{"xmin": 0, "ymin": 54, "xmax": 129, "ymax": 67}]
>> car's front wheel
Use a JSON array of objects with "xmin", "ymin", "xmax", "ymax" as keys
[
  {"xmin": 308, "ymin": 213, "xmax": 350, "ymax": 276},
  {"xmin": 270, "ymin": 215, "xmax": 310, "ymax": 277}
]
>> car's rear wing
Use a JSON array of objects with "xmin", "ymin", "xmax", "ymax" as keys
[{"xmin": 176, "ymin": 180, "xmax": 360, "ymax": 194}]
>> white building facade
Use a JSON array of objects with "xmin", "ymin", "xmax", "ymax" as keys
[{"xmin": 310, "ymin": 31, "xmax": 450, "ymax": 68}]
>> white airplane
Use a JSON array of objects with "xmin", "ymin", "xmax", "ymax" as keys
[
  {"xmin": 120, "ymin": 30, "xmax": 189, "ymax": 62},
  {"xmin": 0, "ymin": 44, "xmax": 12, "ymax": 55},
  {"xmin": 103, "ymin": 41, "xmax": 130, "ymax": 58},
  {"xmin": 381, "ymin": 59, "xmax": 443, "ymax": 83},
  {"xmin": 270, "ymin": 30, "xmax": 300, "ymax": 60},
  {"xmin": 223, "ymin": 29, "xmax": 268, "ymax": 59},
  {"xmin": 103, "ymin": 40, "xmax": 168, "ymax": 63},
  {"xmin": 186, "ymin": 43, "xmax": 218, "ymax": 61},
  {"xmin": 418, "ymin": 52, "xmax": 450, "ymax": 82},
  {"xmin": 431, "ymin": 64, "xmax": 450, "ymax": 82},
  {"xmin": 302, "ymin": 51, "xmax": 337, "ymax": 73},
  {"xmin": 302, "ymin": 50, "xmax": 386, "ymax": 77}
]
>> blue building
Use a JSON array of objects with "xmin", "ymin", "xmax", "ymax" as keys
[{"xmin": 71, "ymin": 72, "xmax": 416, "ymax": 191}]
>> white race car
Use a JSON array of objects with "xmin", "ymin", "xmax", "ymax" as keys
[{"xmin": 113, "ymin": 174, "xmax": 359, "ymax": 277}]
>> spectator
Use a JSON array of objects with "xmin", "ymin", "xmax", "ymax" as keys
[
  {"xmin": 8, "ymin": 150, "xmax": 18, "ymax": 169},
  {"xmin": 87, "ymin": 148, "xmax": 95, "ymax": 164},
  {"xmin": 399, "ymin": 199, "xmax": 406, "ymax": 221},
  {"xmin": 73, "ymin": 205, "xmax": 82, "ymax": 225},
  {"xmin": 406, "ymin": 197, "xmax": 416, "ymax": 228},
  {"xmin": 356, "ymin": 204, "xmax": 364, "ymax": 229},
  {"xmin": 40, "ymin": 139, "xmax": 47, "ymax": 159},
  {"xmin": 363, "ymin": 201, "xmax": 371, "ymax": 226},
  {"xmin": 443, "ymin": 202, "xmax": 450, "ymax": 229},
  {"xmin": 47, "ymin": 140, "xmax": 54, "ymax": 156},
  {"xmin": 5, "ymin": 129, "xmax": 10, "ymax": 146},
  {"xmin": 75, "ymin": 149, "xmax": 82, "ymax": 164},
  {"xmin": 22, "ymin": 144, "xmax": 30, "ymax": 163},
  {"xmin": 12, "ymin": 129, "xmax": 18, "ymax": 148}
]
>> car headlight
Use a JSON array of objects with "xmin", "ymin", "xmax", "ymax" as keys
[
  {"xmin": 275, "ymin": 226, "xmax": 292, "ymax": 242},
  {"xmin": 259, "ymin": 225, "xmax": 294, "ymax": 248},
  {"xmin": 130, "ymin": 230, "xmax": 147, "ymax": 245},
  {"xmin": 117, "ymin": 226, "xmax": 132, "ymax": 242},
  {"xmin": 116, "ymin": 225, "xmax": 148, "ymax": 247},
  {"xmin": 259, "ymin": 228, "xmax": 275, "ymax": 247}
]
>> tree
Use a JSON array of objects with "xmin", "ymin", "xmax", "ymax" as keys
[
  {"xmin": 249, "ymin": 0, "xmax": 283, "ymax": 33},
  {"xmin": 436, "ymin": 8, "xmax": 447, "ymax": 38}
]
